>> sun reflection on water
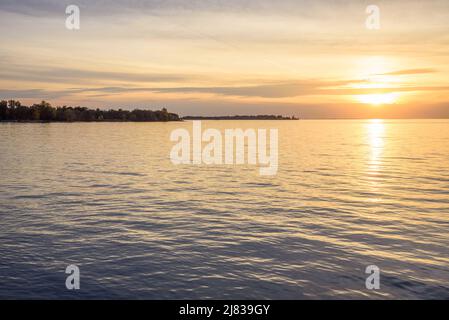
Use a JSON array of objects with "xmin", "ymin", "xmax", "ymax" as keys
[
  {"xmin": 365, "ymin": 120, "xmax": 386, "ymax": 203},
  {"xmin": 367, "ymin": 119, "xmax": 385, "ymax": 171}
]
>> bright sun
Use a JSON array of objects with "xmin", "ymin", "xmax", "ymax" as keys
[
  {"xmin": 357, "ymin": 93, "xmax": 398, "ymax": 106},
  {"xmin": 351, "ymin": 57, "xmax": 402, "ymax": 106}
]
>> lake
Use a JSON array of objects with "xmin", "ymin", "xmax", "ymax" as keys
[{"xmin": 0, "ymin": 120, "xmax": 448, "ymax": 299}]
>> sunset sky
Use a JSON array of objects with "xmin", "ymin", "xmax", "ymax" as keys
[{"xmin": 1, "ymin": 0, "xmax": 448, "ymax": 118}]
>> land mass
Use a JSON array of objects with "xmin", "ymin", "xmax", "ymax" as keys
[
  {"xmin": 0, "ymin": 100, "xmax": 181, "ymax": 122},
  {"xmin": 183, "ymin": 115, "xmax": 298, "ymax": 120},
  {"xmin": 1, "ymin": 100, "xmax": 298, "ymax": 123}
]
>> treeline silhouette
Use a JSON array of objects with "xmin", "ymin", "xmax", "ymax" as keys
[
  {"xmin": 183, "ymin": 115, "xmax": 298, "ymax": 120},
  {"xmin": 0, "ymin": 100, "xmax": 180, "ymax": 122}
]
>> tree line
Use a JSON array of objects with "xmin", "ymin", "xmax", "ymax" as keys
[
  {"xmin": 0, "ymin": 100, "xmax": 181, "ymax": 122},
  {"xmin": 183, "ymin": 115, "xmax": 298, "ymax": 120}
]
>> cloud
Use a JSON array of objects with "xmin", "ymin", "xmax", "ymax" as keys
[
  {"xmin": 376, "ymin": 68, "xmax": 437, "ymax": 76},
  {"xmin": 0, "ymin": 65, "xmax": 187, "ymax": 84},
  {"xmin": 0, "ymin": 82, "xmax": 338, "ymax": 100},
  {"xmin": 0, "ymin": 0, "xmax": 313, "ymax": 16},
  {"xmin": 65, "ymin": 81, "xmax": 339, "ymax": 98},
  {"xmin": 66, "ymin": 81, "xmax": 449, "ymax": 98},
  {"xmin": 0, "ymin": 88, "xmax": 69, "ymax": 99},
  {"xmin": 4, "ymin": 78, "xmax": 449, "ymax": 103}
]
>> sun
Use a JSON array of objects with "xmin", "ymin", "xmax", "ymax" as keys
[{"xmin": 357, "ymin": 93, "xmax": 398, "ymax": 106}]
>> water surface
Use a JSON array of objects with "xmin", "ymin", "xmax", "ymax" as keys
[{"xmin": 0, "ymin": 120, "xmax": 448, "ymax": 299}]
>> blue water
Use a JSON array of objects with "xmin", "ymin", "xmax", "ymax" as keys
[{"xmin": 0, "ymin": 120, "xmax": 448, "ymax": 299}]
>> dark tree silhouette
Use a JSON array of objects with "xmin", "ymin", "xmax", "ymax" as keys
[
  {"xmin": 182, "ymin": 115, "xmax": 298, "ymax": 120},
  {"xmin": 0, "ymin": 100, "xmax": 181, "ymax": 122},
  {"xmin": 0, "ymin": 100, "xmax": 7, "ymax": 120}
]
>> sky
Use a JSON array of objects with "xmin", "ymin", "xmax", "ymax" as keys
[{"xmin": 0, "ymin": 0, "xmax": 448, "ymax": 118}]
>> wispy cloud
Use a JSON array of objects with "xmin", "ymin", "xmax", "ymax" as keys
[
  {"xmin": 0, "ymin": 89, "xmax": 69, "ymax": 99},
  {"xmin": 64, "ymin": 80, "xmax": 353, "ymax": 98},
  {"xmin": 0, "ymin": 65, "xmax": 188, "ymax": 84},
  {"xmin": 27, "ymin": 81, "xmax": 449, "ymax": 99},
  {"xmin": 0, "ymin": 0, "xmax": 353, "ymax": 16},
  {"xmin": 376, "ymin": 68, "xmax": 437, "ymax": 76}
]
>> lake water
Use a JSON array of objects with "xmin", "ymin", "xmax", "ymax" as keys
[{"xmin": 0, "ymin": 120, "xmax": 448, "ymax": 299}]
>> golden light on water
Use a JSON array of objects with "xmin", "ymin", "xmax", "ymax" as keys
[
  {"xmin": 365, "ymin": 119, "xmax": 386, "ymax": 204},
  {"xmin": 368, "ymin": 119, "xmax": 384, "ymax": 147},
  {"xmin": 366, "ymin": 119, "xmax": 385, "ymax": 173}
]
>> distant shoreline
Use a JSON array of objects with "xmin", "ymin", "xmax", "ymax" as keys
[
  {"xmin": 0, "ymin": 117, "xmax": 301, "ymax": 123},
  {"xmin": 1, "ymin": 100, "xmax": 297, "ymax": 122},
  {"xmin": 0, "ymin": 119, "xmax": 182, "ymax": 123},
  {"xmin": 182, "ymin": 115, "xmax": 298, "ymax": 120},
  {"xmin": 0, "ymin": 100, "xmax": 181, "ymax": 122}
]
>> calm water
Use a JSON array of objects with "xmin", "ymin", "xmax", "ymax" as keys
[{"xmin": 0, "ymin": 120, "xmax": 448, "ymax": 299}]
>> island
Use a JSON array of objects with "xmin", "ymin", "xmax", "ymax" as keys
[
  {"xmin": 182, "ymin": 115, "xmax": 298, "ymax": 120},
  {"xmin": 1, "ymin": 100, "xmax": 299, "ymax": 122},
  {"xmin": 0, "ymin": 100, "xmax": 181, "ymax": 122}
]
